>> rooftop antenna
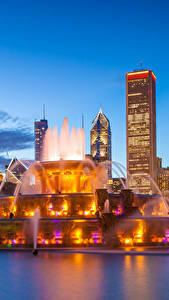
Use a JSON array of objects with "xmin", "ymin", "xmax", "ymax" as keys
[
  {"xmin": 82, "ymin": 114, "xmax": 84, "ymax": 129},
  {"xmin": 43, "ymin": 104, "xmax": 46, "ymax": 120},
  {"xmin": 140, "ymin": 61, "xmax": 143, "ymax": 69}
]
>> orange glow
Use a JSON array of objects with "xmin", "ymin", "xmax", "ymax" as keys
[
  {"xmin": 152, "ymin": 72, "xmax": 156, "ymax": 81},
  {"xmin": 73, "ymin": 219, "xmax": 86, "ymax": 223},
  {"xmin": 124, "ymin": 238, "xmax": 133, "ymax": 245},
  {"xmin": 74, "ymin": 229, "xmax": 82, "ymax": 239},
  {"xmin": 90, "ymin": 203, "xmax": 96, "ymax": 215},
  {"xmin": 62, "ymin": 201, "xmax": 68, "ymax": 211},
  {"xmin": 84, "ymin": 210, "xmax": 90, "ymax": 216},
  {"xmin": 91, "ymin": 203, "xmax": 96, "ymax": 211},
  {"xmin": 72, "ymin": 228, "xmax": 83, "ymax": 244},
  {"xmin": 127, "ymin": 71, "xmax": 149, "ymax": 80},
  {"xmin": 74, "ymin": 240, "xmax": 81, "ymax": 244},
  {"xmin": 151, "ymin": 236, "xmax": 163, "ymax": 243}
]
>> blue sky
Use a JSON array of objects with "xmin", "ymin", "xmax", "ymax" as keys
[{"xmin": 0, "ymin": 0, "xmax": 169, "ymax": 169}]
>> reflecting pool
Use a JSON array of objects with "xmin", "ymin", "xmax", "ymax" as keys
[{"xmin": 0, "ymin": 251, "xmax": 169, "ymax": 300}]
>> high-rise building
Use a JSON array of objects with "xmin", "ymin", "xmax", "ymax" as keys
[
  {"xmin": 157, "ymin": 157, "xmax": 169, "ymax": 193},
  {"xmin": 90, "ymin": 107, "xmax": 111, "ymax": 178},
  {"xmin": 35, "ymin": 117, "xmax": 48, "ymax": 161},
  {"xmin": 126, "ymin": 70, "xmax": 157, "ymax": 194}
]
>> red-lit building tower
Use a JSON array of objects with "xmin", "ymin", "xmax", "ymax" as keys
[{"xmin": 126, "ymin": 70, "xmax": 157, "ymax": 194}]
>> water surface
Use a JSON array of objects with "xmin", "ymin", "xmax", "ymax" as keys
[{"xmin": 0, "ymin": 251, "xmax": 169, "ymax": 300}]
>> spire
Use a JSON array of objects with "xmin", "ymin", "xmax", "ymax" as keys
[
  {"xmin": 99, "ymin": 105, "xmax": 102, "ymax": 114},
  {"xmin": 43, "ymin": 104, "xmax": 46, "ymax": 120}
]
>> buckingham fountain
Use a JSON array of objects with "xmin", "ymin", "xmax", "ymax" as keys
[
  {"xmin": 0, "ymin": 118, "xmax": 169, "ymax": 250},
  {"xmin": 0, "ymin": 118, "xmax": 105, "ymax": 248}
]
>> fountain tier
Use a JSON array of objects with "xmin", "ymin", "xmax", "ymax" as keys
[{"xmin": 19, "ymin": 160, "xmax": 105, "ymax": 195}]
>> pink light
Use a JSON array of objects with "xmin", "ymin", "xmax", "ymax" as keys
[
  {"xmin": 49, "ymin": 204, "xmax": 53, "ymax": 211},
  {"xmin": 162, "ymin": 237, "xmax": 168, "ymax": 243},
  {"xmin": 42, "ymin": 118, "xmax": 85, "ymax": 161},
  {"xmin": 92, "ymin": 233, "xmax": 99, "ymax": 238},
  {"xmin": 55, "ymin": 231, "xmax": 62, "ymax": 238}
]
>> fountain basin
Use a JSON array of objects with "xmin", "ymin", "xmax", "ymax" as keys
[{"xmin": 0, "ymin": 218, "xmax": 102, "ymax": 247}]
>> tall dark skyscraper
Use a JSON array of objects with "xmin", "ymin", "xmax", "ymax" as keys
[
  {"xmin": 90, "ymin": 107, "xmax": 111, "ymax": 178},
  {"xmin": 126, "ymin": 70, "xmax": 157, "ymax": 194},
  {"xmin": 35, "ymin": 112, "xmax": 48, "ymax": 161}
]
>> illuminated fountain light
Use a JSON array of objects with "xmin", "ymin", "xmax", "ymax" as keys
[
  {"xmin": 104, "ymin": 199, "xmax": 110, "ymax": 213},
  {"xmin": 32, "ymin": 208, "xmax": 40, "ymax": 252},
  {"xmin": 92, "ymin": 232, "xmax": 102, "ymax": 244},
  {"xmin": 42, "ymin": 117, "xmax": 85, "ymax": 161},
  {"xmin": 72, "ymin": 228, "xmax": 83, "ymax": 244},
  {"xmin": 54, "ymin": 231, "xmax": 63, "ymax": 244},
  {"xmin": 162, "ymin": 230, "xmax": 169, "ymax": 243}
]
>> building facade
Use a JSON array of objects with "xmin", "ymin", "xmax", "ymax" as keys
[
  {"xmin": 126, "ymin": 70, "xmax": 157, "ymax": 194},
  {"xmin": 35, "ymin": 118, "xmax": 48, "ymax": 161},
  {"xmin": 90, "ymin": 107, "xmax": 111, "ymax": 178},
  {"xmin": 111, "ymin": 177, "xmax": 126, "ymax": 193},
  {"xmin": 157, "ymin": 157, "xmax": 169, "ymax": 193}
]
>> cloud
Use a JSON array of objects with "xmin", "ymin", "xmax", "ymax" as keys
[
  {"xmin": 0, "ymin": 111, "xmax": 34, "ymax": 170},
  {"xmin": 0, "ymin": 156, "xmax": 11, "ymax": 170},
  {"xmin": 0, "ymin": 111, "xmax": 23, "ymax": 127},
  {"xmin": 0, "ymin": 128, "xmax": 33, "ymax": 152}
]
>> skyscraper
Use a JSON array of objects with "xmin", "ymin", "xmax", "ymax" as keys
[
  {"xmin": 126, "ymin": 70, "xmax": 157, "ymax": 194},
  {"xmin": 35, "ymin": 115, "xmax": 48, "ymax": 161},
  {"xmin": 90, "ymin": 107, "xmax": 111, "ymax": 177},
  {"xmin": 157, "ymin": 157, "xmax": 169, "ymax": 193}
]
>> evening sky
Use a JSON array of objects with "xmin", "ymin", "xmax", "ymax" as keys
[{"xmin": 0, "ymin": 0, "xmax": 168, "ymax": 170}]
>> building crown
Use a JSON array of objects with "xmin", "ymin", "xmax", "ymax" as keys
[{"xmin": 91, "ymin": 107, "xmax": 110, "ymax": 129}]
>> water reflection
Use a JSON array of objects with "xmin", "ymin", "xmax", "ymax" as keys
[
  {"xmin": 0, "ymin": 252, "xmax": 169, "ymax": 300},
  {"xmin": 123, "ymin": 256, "xmax": 152, "ymax": 300}
]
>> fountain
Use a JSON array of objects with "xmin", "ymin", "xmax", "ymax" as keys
[
  {"xmin": 0, "ymin": 117, "xmax": 169, "ymax": 249},
  {"xmin": 32, "ymin": 209, "xmax": 40, "ymax": 255},
  {"xmin": 104, "ymin": 199, "xmax": 110, "ymax": 213},
  {"xmin": 43, "ymin": 117, "xmax": 85, "ymax": 161},
  {"xmin": 0, "ymin": 118, "xmax": 105, "ymax": 248}
]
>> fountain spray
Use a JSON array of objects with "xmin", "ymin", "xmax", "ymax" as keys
[{"xmin": 32, "ymin": 208, "xmax": 40, "ymax": 256}]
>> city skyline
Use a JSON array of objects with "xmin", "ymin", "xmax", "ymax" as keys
[
  {"xmin": 0, "ymin": 67, "xmax": 168, "ymax": 172},
  {"xmin": 0, "ymin": 1, "xmax": 169, "ymax": 170}
]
